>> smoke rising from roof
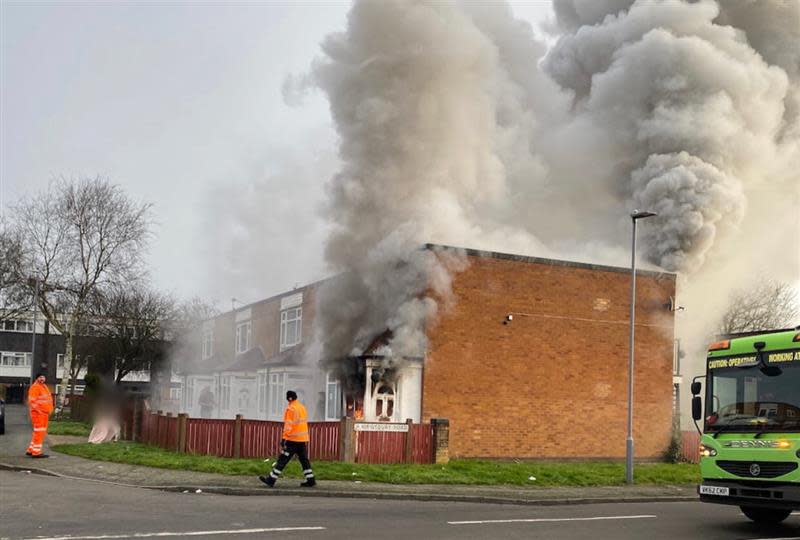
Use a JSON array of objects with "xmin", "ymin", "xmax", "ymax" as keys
[
  {"xmin": 302, "ymin": 0, "xmax": 798, "ymax": 366},
  {"xmin": 308, "ymin": 0, "xmax": 548, "ymax": 363}
]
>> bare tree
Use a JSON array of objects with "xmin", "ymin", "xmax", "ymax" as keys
[
  {"xmin": 168, "ymin": 297, "xmax": 218, "ymax": 369},
  {"xmin": 11, "ymin": 177, "xmax": 152, "ymax": 409},
  {"xmin": 718, "ymin": 281, "xmax": 800, "ymax": 335},
  {"xmin": 0, "ymin": 222, "xmax": 30, "ymax": 322},
  {"xmin": 84, "ymin": 284, "xmax": 174, "ymax": 384}
]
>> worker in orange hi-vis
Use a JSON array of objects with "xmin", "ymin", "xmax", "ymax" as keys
[
  {"xmin": 259, "ymin": 390, "xmax": 315, "ymax": 488},
  {"xmin": 27, "ymin": 372, "xmax": 54, "ymax": 458}
]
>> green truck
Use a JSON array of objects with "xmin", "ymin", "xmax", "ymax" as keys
[{"xmin": 692, "ymin": 328, "xmax": 800, "ymax": 524}]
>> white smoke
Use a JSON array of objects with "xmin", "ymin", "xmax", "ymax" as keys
[{"xmin": 298, "ymin": 0, "xmax": 798, "ymax": 365}]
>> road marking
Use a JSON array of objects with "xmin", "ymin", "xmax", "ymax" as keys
[
  {"xmin": 19, "ymin": 527, "xmax": 326, "ymax": 540},
  {"xmin": 448, "ymin": 514, "xmax": 656, "ymax": 525}
]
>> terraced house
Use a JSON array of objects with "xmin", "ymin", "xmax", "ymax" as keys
[{"xmin": 176, "ymin": 245, "xmax": 680, "ymax": 459}]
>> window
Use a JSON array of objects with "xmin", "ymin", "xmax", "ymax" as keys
[
  {"xmin": 325, "ymin": 372, "xmax": 342, "ymax": 420},
  {"xmin": 57, "ymin": 354, "xmax": 90, "ymax": 369},
  {"xmin": 235, "ymin": 321, "xmax": 251, "ymax": 353},
  {"xmin": 186, "ymin": 378, "xmax": 194, "ymax": 408},
  {"xmin": 280, "ymin": 307, "xmax": 302, "ymax": 350},
  {"xmin": 269, "ymin": 372, "xmax": 286, "ymax": 418},
  {"xmin": 1, "ymin": 352, "xmax": 31, "ymax": 366},
  {"xmin": 258, "ymin": 373, "xmax": 267, "ymax": 414},
  {"xmin": 202, "ymin": 329, "xmax": 214, "ymax": 359},
  {"xmin": 169, "ymin": 387, "xmax": 182, "ymax": 401},
  {"xmin": 3, "ymin": 320, "xmax": 34, "ymax": 332},
  {"xmin": 221, "ymin": 376, "xmax": 231, "ymax": 410},
  {"xmin": 706, "ymin": 363, "xmax": 800, "ymax": 433}
]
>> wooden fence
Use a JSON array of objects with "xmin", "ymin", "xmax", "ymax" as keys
[
  {"xmin": 135, "ymin": 411, "xmax": 437, "ymax": 464},
  {"xmin": 352, "ymin": 422, "xmax": 433, "ymax": 464},
  {"xmin": 185, "ymin": 418, "xmax": 235, "ymax": 457},
  {"xmin": 681, "ymin": 430, "xmax": 701, "ymax": 463}
]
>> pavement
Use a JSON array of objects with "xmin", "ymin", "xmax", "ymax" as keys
[{"xmin": 0, "ymin": 404, "xmax": 699, "ymax": 506}]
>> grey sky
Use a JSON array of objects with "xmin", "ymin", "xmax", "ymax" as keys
[{"xmin": 1, "ymin": 1, "xmax": 552, "ymax": 306}]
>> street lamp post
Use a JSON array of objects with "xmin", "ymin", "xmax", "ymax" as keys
[
  {"xmin": 626, "ymin": 209, "xmax": 657, "ymax": 485},
  {"xmin": 29, "ymin": 278, "xmax": 40, "ymax": 383}
]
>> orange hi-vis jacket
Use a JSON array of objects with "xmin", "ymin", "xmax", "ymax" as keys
[
  {"xmin": 28, "ymin": 381, "xmax": 54, "ymax": 416},
  {"xmin": 282, "ymin": 400, "xmax": 309, "ymax": 442}
]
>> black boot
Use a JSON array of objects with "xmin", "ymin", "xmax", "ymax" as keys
[
  {"xmin": 300, "ymin": 477, "xmax": 316, "ymax": 487},
  {"xmin": 259, "ymin": 475, "xmax": 276, "ymax": 487}
]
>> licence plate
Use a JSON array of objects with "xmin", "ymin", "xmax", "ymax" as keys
[{"xmin": 700, "ymin": 485, "xmax": 730, "ymax": 496}]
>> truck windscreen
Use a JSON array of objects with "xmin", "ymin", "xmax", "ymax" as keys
[{"xmin": 706, "ymin": 352, "xmax": 800, "ymax": 433}]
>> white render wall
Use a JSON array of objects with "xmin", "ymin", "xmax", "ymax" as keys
[
  {"xmin": 179, "ymin": 368, "xmax": 321, "ymax": 421},
  {"xmin": 363, "ymin": 359, "xmax": 422, "ymax": 423},
  {"xmin": 397, "ymin": 361, "xmax": 422, "ymax": 423}
]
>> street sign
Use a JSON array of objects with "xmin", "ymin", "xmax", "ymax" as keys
[{"xmin": 354, "ymin": 422, "xmax": 409, "ymax": 432}]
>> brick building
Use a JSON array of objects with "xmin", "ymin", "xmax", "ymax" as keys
[
  {"xmin": 178, "ymin": 244, "xmax": 677, "ymax": 459},
  {"xmin": 421, "ymin": 247, "xmax": 676, "ymax": 459},
  {"xmin": 176, "ymin": 284, "xmax": 337, "ymax": 421}
]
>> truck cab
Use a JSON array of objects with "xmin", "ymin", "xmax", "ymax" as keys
[{"xmin": 693, "ymin": 329, "xmax": 800, "ymax": 524}]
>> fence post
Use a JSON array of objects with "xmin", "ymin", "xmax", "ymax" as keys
[
  {"xmin": 177, "ymin": 413, "xmax": 188, "ymax": 453},
  {"xmin": 165, "ymin": 412, "xmax": 174, "ymax": 450},
  {"xmin": 131, "ymin": 399, "xmax": 141, "ymax": 442},
  {"xmin": 233, "ymin": 414, "xmax": 243, "ymax": 459},
  {"xmin": 404, "ymin": 418, "xmax": 414, "ymax": 464},
  {"xmin": 149, "ymin": 413, "xmax": 158, "ymax": 445},
  {"xmin": 339, "ymin": 416, "xmax": 355, "ymax": 463},
  {"xmin": 431, "ymin": 418, "xmax": 450, "ymax": 464}
]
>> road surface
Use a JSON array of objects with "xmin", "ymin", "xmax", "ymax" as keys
[{"xmin": 1, "ymin": 471, "xmax": 798, "ymax": 540}]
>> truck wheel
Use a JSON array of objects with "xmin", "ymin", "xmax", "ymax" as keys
[{"xmin": 739, "ymin": 506, "xmax": 792, "ymax": 524}]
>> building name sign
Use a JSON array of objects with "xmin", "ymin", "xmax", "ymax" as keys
[{"xmin": 354, "ymin": 422, "xmax": 409, "ymax": 433}]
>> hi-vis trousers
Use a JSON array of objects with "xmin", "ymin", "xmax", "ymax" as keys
[
  {"xmin": 268, "ymin": 441, "xmax": 314, "ymax": 482},
  {"xmin": 27, "ymin": 412, "xmax": 49, "ymax": 456}
]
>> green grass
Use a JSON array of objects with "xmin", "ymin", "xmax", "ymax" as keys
[
  {"xmin": 51, "ymin": 442, "xmax": 700, "ymax": 486},
  {"xmin": 48, "ymin": 420, "xmax": 92, "ymax": 437}
]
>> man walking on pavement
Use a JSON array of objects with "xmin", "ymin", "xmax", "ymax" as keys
[
  {"xmin": 259, "ymin": 390, "xmax": 316, "ymax": 487},
  {"xmin": 27, "ymin": 372, "xmax": 54, "ymax": 458}
]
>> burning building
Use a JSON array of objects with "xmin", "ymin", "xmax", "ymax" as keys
[{"xmin": 177, "ymin": 243, "xmax": 677, "ymax": 459}]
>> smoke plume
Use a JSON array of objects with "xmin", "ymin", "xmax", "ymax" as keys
[
  {"xmin": 308, "ymin": 0, "xmax": 548, "ymax": 363},
  {"xmin": 302, "ymin": 0, "xmax": 798, "ymax": 366},
  {"xmin": 545, "ymin": 0, "xmax": 793, "ymax": 271}
]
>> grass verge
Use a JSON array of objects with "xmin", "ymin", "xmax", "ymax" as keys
[
  {"xmin": 52, "ymin": 442, "xmax": 700, "ymax": 486},
  {"xmin": 48, "ymin": 420, "xmax": 92, "ymax": 437}
]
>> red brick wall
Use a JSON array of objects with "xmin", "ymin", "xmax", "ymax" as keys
[
  {"xmin": 213, "ymin": 312, "xmax": 235, "ymax": 359},
  {"xmin": 252, "ymin": 298, "xmax": 281, "ymax": 357},
  {"xmin": 422, "ymin": 253, "xmax": 676, "ymax": 459},
  {"xmin": 211, "ymin": 284, "xmax": 318, "ymax": 361},
  {"xmin": 240, "ymin": 284, "xmax": 318, "ymax": 358}
]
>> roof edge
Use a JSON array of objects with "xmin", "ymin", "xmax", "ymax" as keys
[{"xmin": 423, "ymin": 243, "xmax": 677, "ymax": 279}]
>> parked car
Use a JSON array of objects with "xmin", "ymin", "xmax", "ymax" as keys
[{"xmin": 0, "ymin": 399, "xmax": 5, "ymax": 435}]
